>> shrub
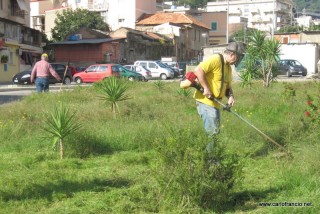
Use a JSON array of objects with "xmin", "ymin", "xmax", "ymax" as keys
[
  {"xmin": 304, "ymin": 95, "xmax": 320, "ymax": 128},
  {"xmin": 153, "ymin": 127, "xmax": 243, "ymax": 212}
]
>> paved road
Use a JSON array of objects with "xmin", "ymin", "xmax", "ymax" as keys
[
  {"xmin": 0, "ymin": 90, "xmax": 33, "ymax": 105},
  {"xmin": 0, "ymin": 75, "xmax": 318, "ymax": 105},
  {"xmin": 0, "ymin": 83, "xmax": 84, "ymax": 105}
]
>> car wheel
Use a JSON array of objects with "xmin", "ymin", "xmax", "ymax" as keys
[
  {"xmin": 63, "ymin": 77, "xmax": 71, "ymax": 85},
  {"xmin": 143, "ymin": 77, "xmax": 148, "ymax": 82},
  {"xmin": 286, "ymin": 70, "xmax": 292, "ymax": 77},
  {"xmin": 128, "ymin": 76, "xmax": 135, "ymax": 81},
  {"xmin": 75, "ymin": 77, "xmax": 83, "ymax": 84},
  {"xmin": 160, "ymin": 74, "xmax": 167, "ymax": 80}
]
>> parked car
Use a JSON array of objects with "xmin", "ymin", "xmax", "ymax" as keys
[
  {"xmin": 177, "ymin": 62, "xmax": 188, "ymax": 75},
  {"xmin": 12, "ymin": 63, "xmax": 72, "ymax": 85},
  {"xmin": 161, "ymin": 61, "xmax": 182, "ymax": 77},
  {"xmin": 70, "ymin": 66, "xmax": 86, "ymax": 76},
  {"xmin": 123, "ymin": 65, "xmax": 152, "ymax": 81},
  {"xmin": 118, "ymin": 65, "xmax": 144, "ymax": 81},
  {"xmin": 278, "ymin": 59, "xmax": 307, "ymax": 77},
  {"xmin": 73, "ymin": 64, "xmax": 121, "ymax": 83},
  {"xmin": 134, "ymin": 60, "xmax": 174, "ymax": 80}
]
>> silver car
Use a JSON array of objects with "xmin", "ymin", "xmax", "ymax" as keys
[
  {"xmin": 124, "ymin": 65, "xmax": 152, "ymax": 81},
  {"xmin": 278, "ymin": 59, "xmax": 307, "ymax": 77}
]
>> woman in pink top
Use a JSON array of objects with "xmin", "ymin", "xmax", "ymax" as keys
[{"xmin": 30, "ymin": 53, "xmax": 62, "ymax": 93}]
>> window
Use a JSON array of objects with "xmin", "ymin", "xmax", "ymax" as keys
[
  {"xmin": 112, "ymin": 66, "xmax": 120, "ymax": 74},
  {"xmin": 75, "ymin": 0, "xmax": 81, "ymax": 3},
  {"xmin": 149, "ymin": 62, "xmax": 157, "ymax": 68},
  {"xmin": 9, "ymin": 51, "xmax": 14, "ymax": 64},
  {"xmin": 211, "ymin": 22, "xmax": 217, "ymax": 31},
  {"xmin": 0, "ymin": 0, "xmax": 3, "ymax": 10},
  {"xmin": 54, "ymin": 64, "xmax": 65, "ymax": 71},
  {"xmin": 98, "ymin": 66, "xmax": 107, "ymax": 72},
  {"xmin": 282, "ymin": 36, "xmax": 289, "ymax": 44},
  {"xmin": 139, "ymin": 62, "xmax": 147, "ymax": 67},
  {"xmin": 87, "ymin": 65, "xmax": 97, "ymax": 72}
]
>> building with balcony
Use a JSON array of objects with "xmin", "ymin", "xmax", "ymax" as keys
[
  {"xmin": 0, "ymin": 0, "xmax": 43, "ymax": 82},
  {"xmin": 206, "ymin": 0, "xmax": 295, "ymax": 37},
  {"xmin": 30, "ymin": 0, "xmax": 157, "ymax": 40}
]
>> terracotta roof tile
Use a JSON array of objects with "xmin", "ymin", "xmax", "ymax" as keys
[{"xmin": 137, "ymin": 12, "xmax": 210, "ymax": 29}]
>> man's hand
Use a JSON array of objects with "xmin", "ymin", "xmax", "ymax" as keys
[
  {"xmin": 203, "ymin": 87, "xmax": 213, "ymax": 99},
  {"xmin": 227, "ymin": 95, "xmax": 235, "ymax": 106}
]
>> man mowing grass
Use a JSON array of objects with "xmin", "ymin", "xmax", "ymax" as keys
[{"xmin": 193, "ymin": 42, "xmax": 246, "ymax": 152}]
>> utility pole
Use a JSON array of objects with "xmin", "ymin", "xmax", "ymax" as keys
[
  {"xmin": 271, "ymin": 0, "xmax": 275, "ymax": 39},
  {"xmin": 226, "ymin": 0, "xmax": 229, "ymax": 43}
]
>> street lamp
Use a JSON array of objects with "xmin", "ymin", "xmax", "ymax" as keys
[
  {"xmin": 271, "ymin": 0, "xmax": 275, "ymax": 39},
  {"xmin": 226, "ymin": 0, "xmax": 229, "ymax": 43}
]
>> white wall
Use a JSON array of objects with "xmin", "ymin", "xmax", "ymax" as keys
[
  {"xmin": 106, "ymin": 0, "xmax": 156, "ymax": 31},
  {"xmin": 106, "ymin": 0, "xmax": 135, "ymax": 30},
  {"xmin": 280, "ymin": 44, "xmax": 320, "ymax": 74},
  {"xmin": 153, "ymin": 23, "xmax": 180, "ymax": 36}
]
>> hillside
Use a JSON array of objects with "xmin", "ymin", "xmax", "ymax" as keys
[{"xmin": 294, "ymin": 0, "xmax": 320, "ymax": 13}]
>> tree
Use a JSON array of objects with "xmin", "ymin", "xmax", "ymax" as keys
[
  {"xmin": 51, "ymin": 8, "xmax": 110, "ymax": 42},
  {"xmin": 230, "ymin": 28, "xmax": 256, "ymax": 43},
  {"xmin": 239, "ymin": 30, "xmax": 281, "ymax": 87},
  {"xmin": 277, "ymin": 25, "xmax": 302, "ymax": 33},
  {"xmin": 310, "ymin": 23, "xmax": 320, "ymax": 31}
]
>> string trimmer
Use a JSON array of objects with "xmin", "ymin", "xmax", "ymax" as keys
[{"xmin": 180, "ymin": 72, "xmax": 290, "ymax": 155}]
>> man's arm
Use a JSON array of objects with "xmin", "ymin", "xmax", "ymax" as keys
[
  {"xmin": 194, "ymin": 66, "xmax": 212, "ymax": 98},
  {"xmin": 226, "ymin": 86, "xmax": 235, "ymax": 106},
  {"xmin": 48, "ymin": 65, "xmax": 62, "ymax": 82},
  {"xmin": 30, "ymin": 64, "xmax": 37, "ymax": 83}
]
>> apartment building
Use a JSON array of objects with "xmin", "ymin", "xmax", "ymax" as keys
[
  {"xmin": 31, "ymin": 0, "xmax": 156, "ymax": 40},
  {"xmin": 206, "ymin": 0, "xmax": 295, "ymax": 36},
  {"xmin": 0, "ymin": 0, "xmax": 43, "ymax": 82}
]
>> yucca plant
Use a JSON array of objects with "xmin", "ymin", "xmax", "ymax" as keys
[
  {"xmin": 177, "ymin": 88, "xmax": 192, "ymax": 97},
  {"xmin": 153, "ymin": 80, "xmax": 165, "ymax": 92},
  {"xmin": 245, "ymin": 30, "xmax": 281, "ymax": 87},
  {"xmin": 95, "ymin": 76, "xmax": 131, "ymax": 115},
  {"xmin": 43, "ymin": 103, "xmax": 81, "ymax": 159}
]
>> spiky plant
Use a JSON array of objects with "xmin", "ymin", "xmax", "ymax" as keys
[
  {"xmin": 95, "ymin": 76, "xmax": 131, "ymax": 115},
  {"xmin": 153, "ymin": 80, "xmax": 165, "ymax": 92},
  {"xmin": 245, "ymin": 30, "xmax": 281, "ymax": 87},
  {"xmin": 177, "ymin": 88, "xmax": 192, "ymax": 97},
  {"xmin": 43, "ymin": 103, "xmax": 81, "ymax": 159}
]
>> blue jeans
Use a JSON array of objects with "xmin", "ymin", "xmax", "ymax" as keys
[
  {"xmin": 35, "ymin": 77, "xmax": 49, "ymax": 93},
  {"xmin": 196, "ymin": 101, "xmax": 221, "ymax": 152}
]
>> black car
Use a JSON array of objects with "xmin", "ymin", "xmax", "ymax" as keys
[
  {"xmin": 12, "ymin": 63, "xmax": 73, "ymax": 85},
  {"xmin": 278, "ymin": 59, "xmax": 307, "ymax": 77}
]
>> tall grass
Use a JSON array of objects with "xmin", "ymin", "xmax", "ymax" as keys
[{"xmin": 0, "ymin": 80, "xmax": 319, "ymax": 213}]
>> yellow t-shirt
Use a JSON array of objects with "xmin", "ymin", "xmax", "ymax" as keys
[{"xmin": 193, "ymin": 54, "xmax": 232, "ymax": 108}]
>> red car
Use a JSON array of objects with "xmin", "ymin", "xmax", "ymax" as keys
[{"xmin": 73, "ymin": 64, "xmax": 120, "ymax": 83}]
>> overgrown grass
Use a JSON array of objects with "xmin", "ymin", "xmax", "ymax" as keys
[{"xmin": 0, "ymin": 80, "xmax": 319, "ymax": 213}]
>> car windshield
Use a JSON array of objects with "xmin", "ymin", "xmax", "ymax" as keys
[
  {"xmin": 156, "ymin": 61, "xmax": 168, "ymax": 68},
  {"xmin": 291, "ymin": 60, "xmax": 302, "ymax": 66}
]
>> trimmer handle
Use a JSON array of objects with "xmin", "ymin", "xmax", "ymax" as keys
[{"xmin": 223, "ymin": 103, "xmax": 232, "ymax": 112}]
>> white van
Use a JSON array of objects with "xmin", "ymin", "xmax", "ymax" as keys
[{"xmin": 134, "ymin": 60, "xmax": 174, "ymax": 80}]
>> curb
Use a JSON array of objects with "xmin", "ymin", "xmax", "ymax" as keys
[{"xmin": 0, "ymin": 83, "xmax": 91, "ymax": 92}]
